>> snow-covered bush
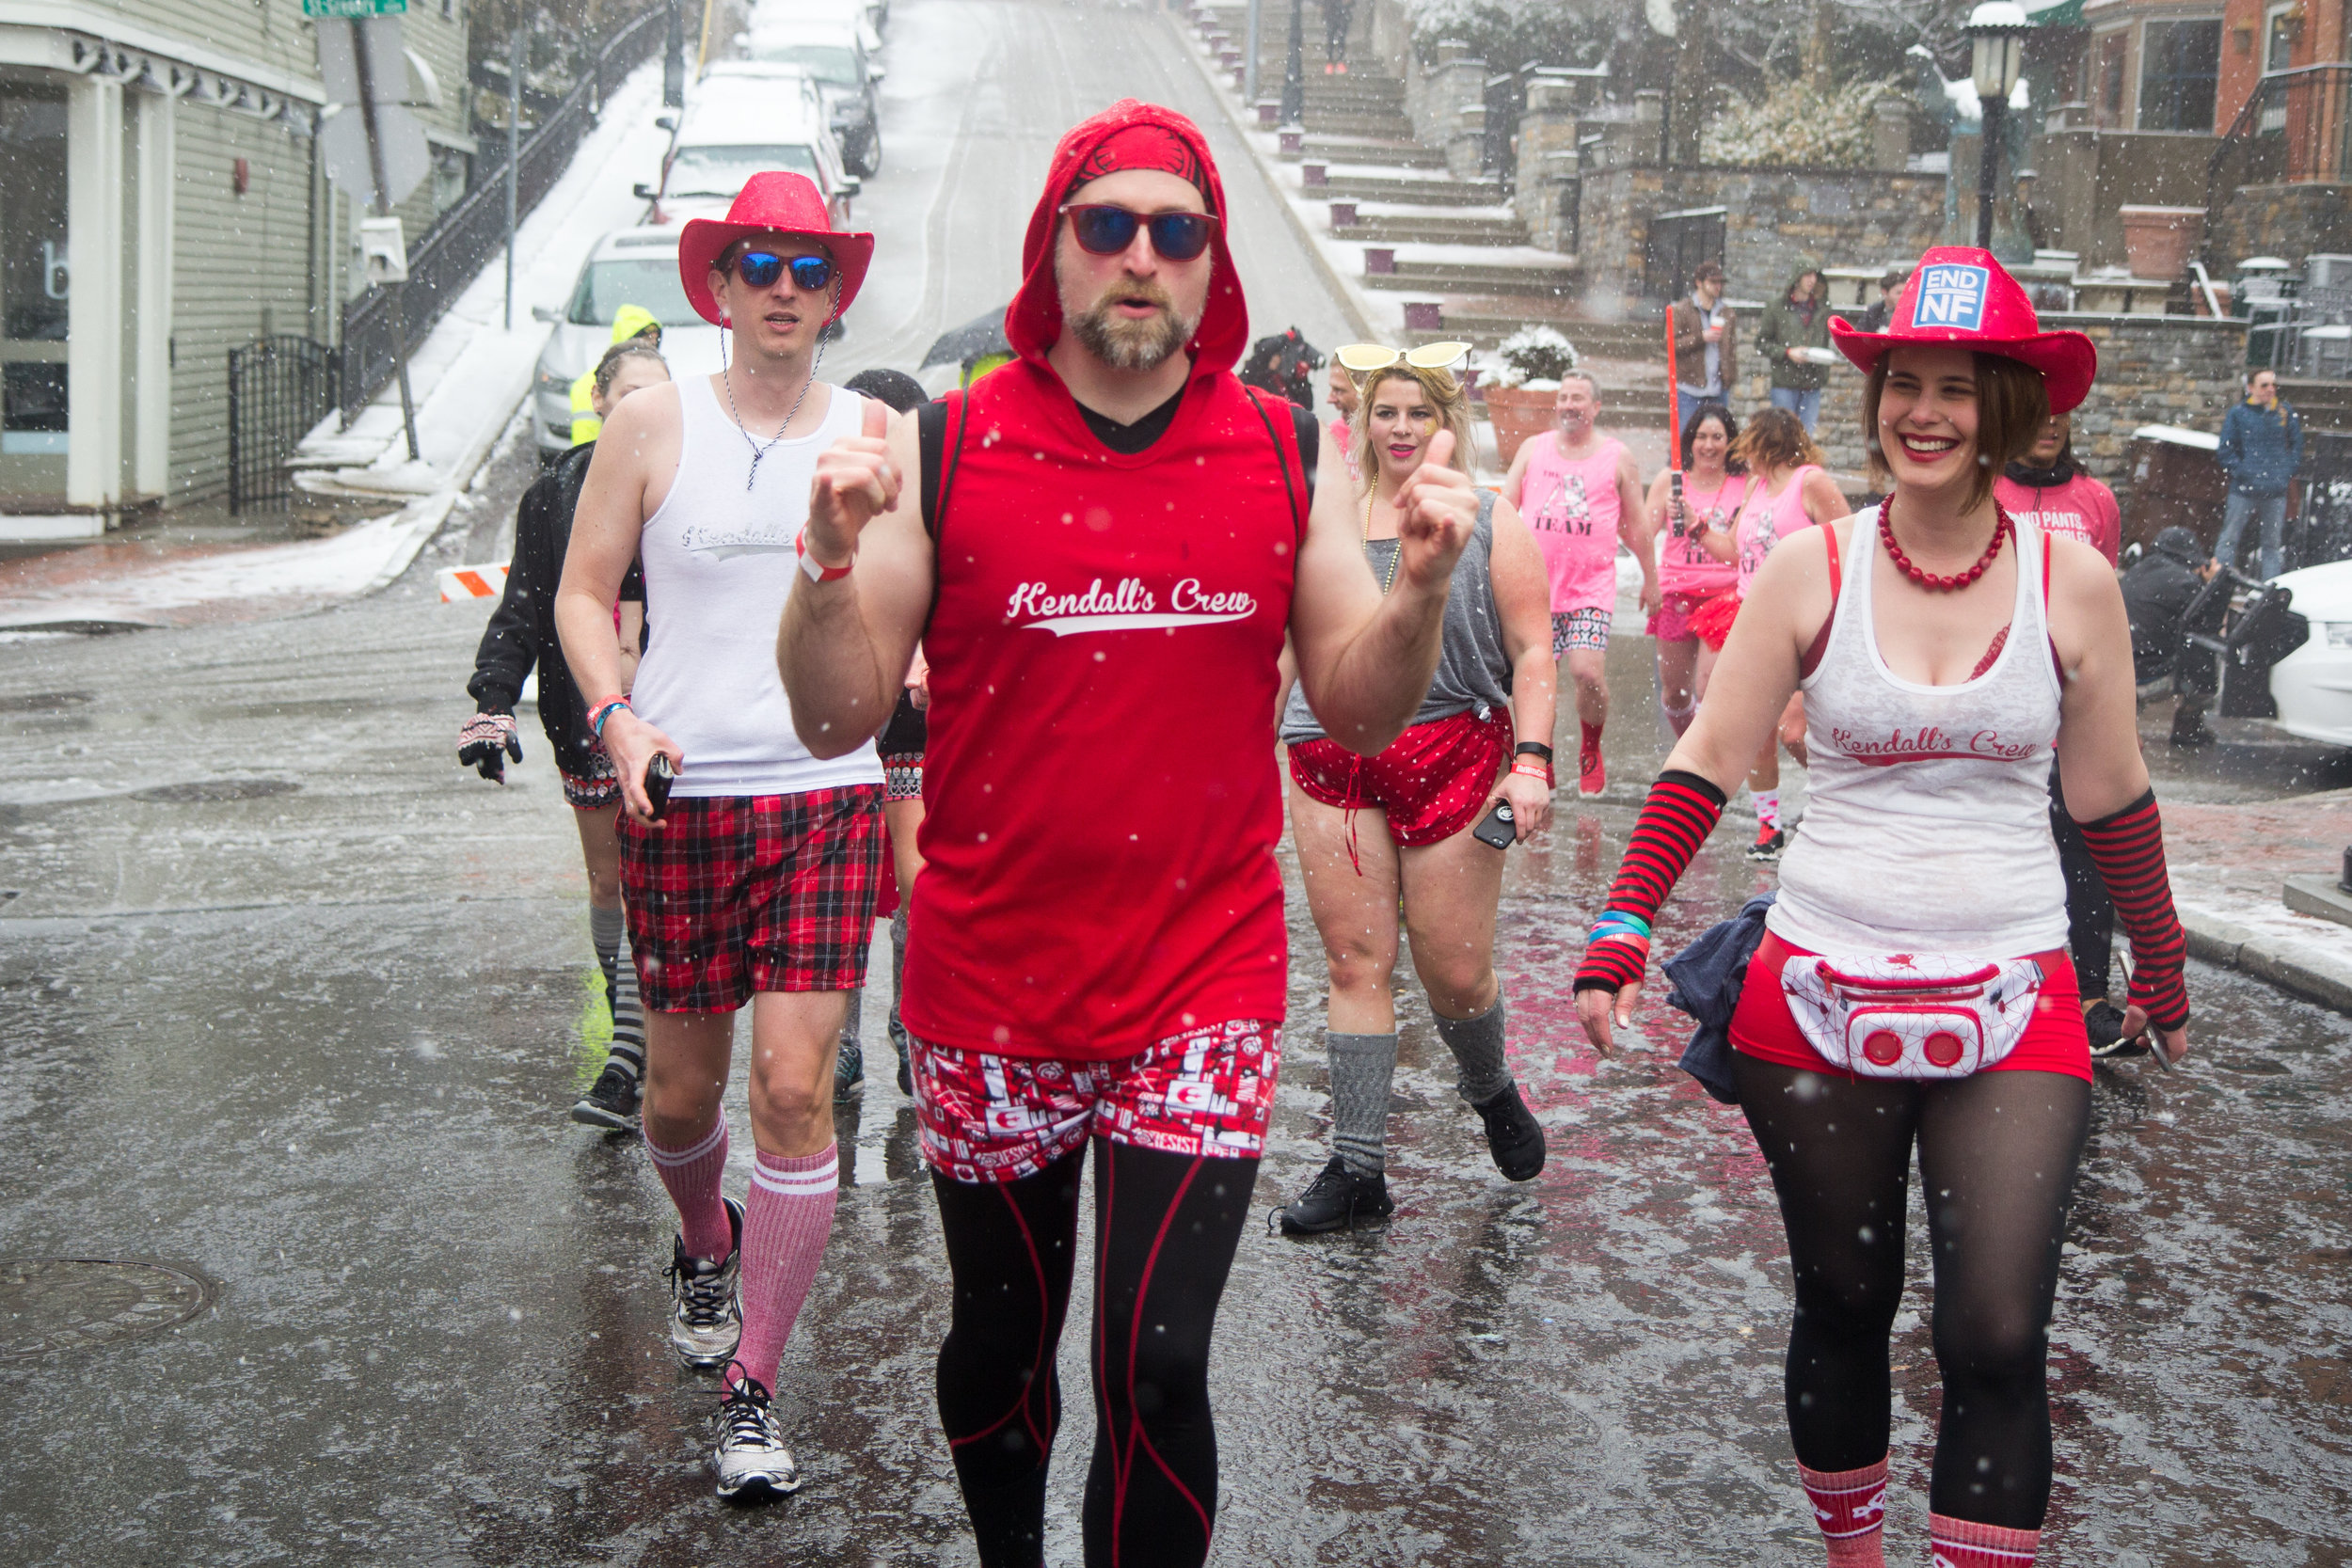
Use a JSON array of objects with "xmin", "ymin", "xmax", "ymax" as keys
[
  {"xmin": 1486, "ymin": 325, "xmax": 1578, "ymax": 388},
  {"xmin": 1699, "ymin": 76, "xmax": 1902, "ymax": 168}
]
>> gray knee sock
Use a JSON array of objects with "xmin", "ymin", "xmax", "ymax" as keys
[
  {"xmin": 606, "ymin": 938, "xmax": 644, "ymax": 1082},
  {"xmin": 589, "ymin": 903, "xmax": 625, "ymax": 1005},
  {"xmin": 1436, "ymin": 1000, "xmax": 1511, "ymax": 1105},
  {"xmin": 1327, "ymin": 1031, "xmax": 1398, "ymax": 1176},
  {"xmin": 887, "ymin": 907, "xmax": 910, "ymax": 1058},
  {"xmin": 840, "ymin": 988, "xmax": 864, "ymax": 1051}
]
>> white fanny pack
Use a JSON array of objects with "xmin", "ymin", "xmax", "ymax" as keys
[{"xmin": 1781, "ymin": 953, "xmax": 2046, "ymax": 1079}]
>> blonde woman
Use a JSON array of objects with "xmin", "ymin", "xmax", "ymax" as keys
[{"xmin": 1275, "ymin": 353, "xmax": 1559, "ymax": 1233}]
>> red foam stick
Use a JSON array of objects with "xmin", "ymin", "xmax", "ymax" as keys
[{"xmin": 1663, "ymin": 302, "xmax": 1685, "ymax": 530}]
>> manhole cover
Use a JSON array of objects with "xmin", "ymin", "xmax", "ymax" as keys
[
  {"xmin": 129, "ymin": 779, "xmax": 301, "ymax": 804},
  {"xmin": 0, "ymin": 1259, "xmax": 216, "ymax": 1357}
]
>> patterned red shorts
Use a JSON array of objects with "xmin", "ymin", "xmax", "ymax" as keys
[
  {"xmin": 910, "ymin": 1020, "xmax": 1281, "ymax": 1184},
  {"xmin": 1288, "ymin": 705, "xmax": 1513, "ymax": 847},
  {"xmin": 560, "ymin": 744, "xmax": 620, "ymax": 811},
  {"xmin": 617, "ymin": 785, "xmax": 884, "ymax": 1012}
]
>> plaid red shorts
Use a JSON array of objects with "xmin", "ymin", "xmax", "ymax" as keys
[
  {"xmin": 617, "ymin": 785, "xmax": 884, "ymax": 1012},
  {"xmin": 909, "ymin": 1020, "xmax": 1281, "ymax": 1184}
]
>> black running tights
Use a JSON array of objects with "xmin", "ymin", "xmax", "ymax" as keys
[
  {"xmin": 1733, "ymin": 1053, "xmax": 2091, "ymax": 1530},
  {"xmin": 931, "ymin": 1139, "xmax": 1258, "ymax": 1568}
]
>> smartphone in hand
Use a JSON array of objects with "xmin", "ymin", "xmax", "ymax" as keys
[
  {"xmin": 644, "ymin": 753, "xmax": 676, "ymax": 816},
  {"xmin": 1471, "ymin": 800, "xmax": 1515, "ymax": 849}
]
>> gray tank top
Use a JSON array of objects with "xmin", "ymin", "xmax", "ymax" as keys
[{"xmin": 1281, "ymin": 489, "xmax": 1512, "ymax": 744}]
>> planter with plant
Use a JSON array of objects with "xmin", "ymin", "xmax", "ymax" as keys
[{"xmin": 1481, "ymin": 325, "xmax": 1578, "ymax": 467}]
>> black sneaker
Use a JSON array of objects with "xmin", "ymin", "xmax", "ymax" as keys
[
  {"xmin": 1470, "ymin": 1083, "xmax": 1546, "ymax": 1181},
  {"xmin": 1747, "ymin": 828, "xmax": 1787, "ymax": 863},
  {"xmin": 890, "ymin": 1017, "xmax": 914, "ymax": 1096},
  {"xmin": 2086, "ymin": 1000, "xmax": 2149, "ymax": 1059},
  {"xmin": 569, "ymin": 1061, "xmax": 641, "ymax": 1132},
  {"xmin": 1276, "ymin": 1155, "xmax": 1393, "ymax": 1235},
  {"xmin": 834, "ymin": 1036, "xmax": 866, "ymax": 1101}
]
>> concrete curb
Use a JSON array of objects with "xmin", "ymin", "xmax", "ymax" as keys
[
  {"xmin": 1162, "ymin": 14, "xmax": 1378, "ymax": 344},
  {"xmin": 2182, "ymin": 909, "xmax": 2352, "ymax": 1015}
]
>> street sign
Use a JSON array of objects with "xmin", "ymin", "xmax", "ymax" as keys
[
  {"xmin": 304, "ymin": 0, "xmax": 407, "ymax": 16},
  {"xmin": 315, "ymin": 17, "xmax": 430, "ymax": 209}
]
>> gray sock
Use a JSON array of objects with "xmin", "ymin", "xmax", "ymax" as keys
[
  {"xmin": 589, "ymin": 903, "xmax": 625, "ymax": 1002},
  {"xmin": 1436, "ymin": 1000, "xmax": 1511, "ymax": 1105},
  {"xmin": 840, "ymin": 988, "xmax": 864, "ymax": 1051},
  {"xmin": 1327, "ymin": 1031, "xmax": 1398, "ymax": 1176},
  {"xmin": 887, "ymin": 907, "xmax": 910, "ymax": 1058},
  {"xmin": 606, "ymin": 938, "xmax": 644, "ymax": 1082}
]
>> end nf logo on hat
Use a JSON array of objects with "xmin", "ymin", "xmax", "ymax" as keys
[{"xmin": 1913, "ymin": 264, "xmax": 1990, "ymax": 333}]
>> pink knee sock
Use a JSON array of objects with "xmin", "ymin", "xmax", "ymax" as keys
[
  {"xmin": 646, "ymin": 1111, "xmax": 734, "ymax": 1261},
  {"xmin": 1798, "ymin": 1457, "xmax": 1887, "ymax": 1567},
  {"xmin": 1929, "ymin": 1513, "xmax": 2038, "ymax": 1567},
  {"xmin": 725, "ymin": 1142, "xmax": 840, "ymax": 1395}
]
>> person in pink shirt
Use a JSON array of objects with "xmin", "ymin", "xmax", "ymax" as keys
[
  {"xmin": 1642, "ymin": 402, "xmax": 1747, "ymax": 735},
  {"xmin": 1326, "ymin": 354, "xmax": 1363, "ymax": 489},
  {"xmin": 1994, "ymin": 410, "xmax": 2119, "ymax": 565},
  {"xmin": 1501, "ymin": 371, "xmax": 1656, "ymax": 794}
]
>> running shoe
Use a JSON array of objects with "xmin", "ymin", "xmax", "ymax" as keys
[
  {"xmin": 834, "ymin": 1036, "xmax": 866, "ymax": 1101},
  {"xmin": 2085, "ymin": 1000, "xmax": 2149, "ymax": 1059},
  {"xmin": 1579, "ymin": 742, "xmax": 1607, "ymax": 796},
  {"xmin": 1747, "ymin": 827, "xmax": 1786, "ymax": 863},
  {"xmin": 1276, "ymin": 1156, "xmax": 1393, "ymax": 1235},
  {"xmin": 889, "ymin": 1022, "xmax": 914, "ymax": 1097},
  {"xmin": 569, "ymin": 1061, "xmax": 641, "ymax": 1132},
  {"xmin": 665, "ymin": 1197, "xmax": 744, "ymax": 1370},
  {"xmin": 1470, "ymin": 1083, "xmax": 1546, "ymax": 1181},
  {"xmin": 714, "ymin": 1370, "xmax": 802, "ymax": 1500}
]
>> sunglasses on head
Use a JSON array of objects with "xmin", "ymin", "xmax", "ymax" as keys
[
  {"xmin": 1058, "ymin": 203, "xmax": 1220, "ymax": 262},
  {"xmin": 730, "ymin": 250, "xmax": 834, "ymax": 292},
  {"xmin": 1334, "ymin": 341, "xmax": 1472, "ymax": 379}
]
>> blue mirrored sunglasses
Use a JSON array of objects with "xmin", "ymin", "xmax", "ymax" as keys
[
  {"xmin": 734, "ymin": 251, "xmax": 834, "ymax": 292},
  {"xmin": 1057, "ymin": 203, "xmax": 1218, "ymax": 262}
]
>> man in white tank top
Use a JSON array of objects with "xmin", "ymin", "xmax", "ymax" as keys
[{"xmin": 555, "ymin": 173, "xmax": 883, "ymax": 1503}]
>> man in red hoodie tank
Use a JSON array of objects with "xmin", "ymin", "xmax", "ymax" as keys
[{"xmin": 777, "ymin": 101, "xmax": 1480, "ymax": 1567}]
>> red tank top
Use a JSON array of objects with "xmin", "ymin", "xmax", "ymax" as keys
[{"xmin": 900, "ymin": 359, "xmax": 1306, "ymax": 1059}]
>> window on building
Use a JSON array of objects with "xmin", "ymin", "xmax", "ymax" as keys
[
  {"xmin": 0, "ymin": 83, "xmax": 69, "ymax": 343},
  {"xmin": 2139, "ymin": 19, "xmax": 2222, "ymax": 132},
  {"xmin": 2095, "ymin": 31, "xmax": 2129, "ymax": 127}
]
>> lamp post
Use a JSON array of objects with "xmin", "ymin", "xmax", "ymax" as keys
[
  {"xmin": 1966, "ymin": 1, "xmax": 2028, "ymax": 249},
  {"xmin": 1280, "ymin": 0, "xmax": 1306, "ymax": 128}
]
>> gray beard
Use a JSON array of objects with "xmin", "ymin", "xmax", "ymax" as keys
[{"xmin": 1066, "ymin": 296, "xmax": 1198, "ymax": 372}]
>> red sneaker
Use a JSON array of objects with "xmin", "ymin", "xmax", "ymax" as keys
[{"xmin": 1578, "ymin": 740, "xmax": 1606, "ymax": 796}]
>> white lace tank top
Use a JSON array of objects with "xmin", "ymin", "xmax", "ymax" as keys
[{"xmin": 1768, "ymin": 509, "xmax": 2069, "ymax": 956}]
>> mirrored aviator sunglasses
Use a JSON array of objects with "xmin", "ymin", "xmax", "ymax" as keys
[
  {"xmin": 1334, "ymin": 341, "xmax": 1472, "ymax": 377},
  {"xmin": 735, "ymin": 251, "xmax": 834, "ymax": 292},
  {"xmin": 1058, "ymin": 203, "xmax": 1220, "ymax": 261}
]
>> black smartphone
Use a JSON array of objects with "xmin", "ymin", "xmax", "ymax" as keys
[
  {"xmin": 644, "ymin": 753, "xmax": 676, "ymax": 816},
  {"xmin": 1471, "ymin": 800, "xmax": 1516, "ymax": 850}
]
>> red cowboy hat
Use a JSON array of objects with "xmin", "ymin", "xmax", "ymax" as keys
[
  {"xmin": 676, "ymin": 171, "xmax": 874, "ymax": 326},
  {"xmin": 1829, "ymin": 246, "xmax": 2096, "ymax": 414}
]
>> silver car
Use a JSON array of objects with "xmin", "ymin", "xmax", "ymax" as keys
[{"xmin": 530, "ymin": 228, "xmax": 723, "ymax": 460}]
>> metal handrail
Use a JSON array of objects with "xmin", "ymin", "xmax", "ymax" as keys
[{"xmin": 2201, "ymin": 61, "xmax": 2352, "ymax": 269}]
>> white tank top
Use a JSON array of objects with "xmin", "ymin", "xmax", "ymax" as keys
[
  {"xmin": 1769, "ymin": 508, "xmax": 2068, "ymax": 956},
  {"xmin": 628, "ymin": 374, "xmax": 882, "ymax": 798}
]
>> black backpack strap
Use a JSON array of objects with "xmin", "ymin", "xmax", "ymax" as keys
[
  {"xmin": 1240, "ymin": 388, "xmax": 1308, "ymax": 547},
  {"xmin": 919, "ymin": 390, "xmax": 973, "ymax": 544}
]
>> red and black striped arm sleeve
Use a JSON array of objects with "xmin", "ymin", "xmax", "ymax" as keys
[
  {"xmin": 2077, "ymin": 788, "xmax": 2190, "ymax": 1031},
  {"xmin": 1573, "ymin": 770, "xmax": 1727, "ymax": 995}
]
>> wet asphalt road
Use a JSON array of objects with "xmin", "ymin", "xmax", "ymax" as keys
[{"xmin": 8, "ymin": 3, "xmax": 2352, "ymax": 1565}]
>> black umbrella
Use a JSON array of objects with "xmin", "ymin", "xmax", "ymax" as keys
[{"xmin": 920, "ymin": 306, "xmax": 1014, "ymax": 371}]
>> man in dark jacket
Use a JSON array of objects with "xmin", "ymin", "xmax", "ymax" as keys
[
  {"xmin": 2122, "ymin": 526, "xmax": 2221, "ymax": 745},
  {"xmin": 2213, "ymin": 368, "xmax": 2304, "ymax": 579},
  {"xmin": 1857, "ymin": 264, "xmax": 1906, "ymax": 333},
  {"xmin": 461, "ymin": 337, "xmax": 666, "ymax": 1130},
  {"xmin": 1668, "ymin": 260, "xmax": 1735, "ymax": 438},
  {"xmin": 1755, "ymin": 257, "xmax": 1831, "ymax": 432}
]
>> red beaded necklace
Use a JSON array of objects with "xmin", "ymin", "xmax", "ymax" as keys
[{"xmin": 1879, "ymin": 500, "xmax": 2012, "ymax": 592}]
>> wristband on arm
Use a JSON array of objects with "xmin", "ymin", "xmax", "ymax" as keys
[
  {"xmin": 1573, "ymin": 769, "xmax": 1728, "ymax": 995},
  {"xmin": 2077, "ymin": 788, "xmax": 2190, "ymax": 1030}
]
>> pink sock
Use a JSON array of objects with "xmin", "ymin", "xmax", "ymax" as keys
[
  {"xmin": 1798, "ymin": 1457, "xmax": 1887, "ymax": 1566},
  {"xmin": 646, "ymin": 1111, "xmax": 734, "ymax": 1261},
  {"xmin": 1929, "ymin": 1513, "xmax": 2038, "ymax": 1568},
  {"xmin": 725, "ymin": 1142, "xmax": 840, "ymax": 1394}
]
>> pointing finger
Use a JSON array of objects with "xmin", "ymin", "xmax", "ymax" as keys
[{"xmin": 1424, "ymin": 429, "xmax": 1455, "ymax": 472}]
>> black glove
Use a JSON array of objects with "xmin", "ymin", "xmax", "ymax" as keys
[{"xmin": 458, "ymin": 711, "xmax": 523, "ymax": 782}]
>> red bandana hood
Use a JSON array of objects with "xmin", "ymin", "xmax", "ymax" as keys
[{"xmin": 1006, "ymin": 100, "xmax": 1248, "ymax": 382}]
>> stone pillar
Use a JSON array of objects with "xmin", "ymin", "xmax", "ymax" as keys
[
  {"xmin": 1517, "ymin": 75, "xmax": 1583, "ymax": 252},
  {"xmin": 1872, "ymin": 96, "xmax": 1911, "ymax": 173}
]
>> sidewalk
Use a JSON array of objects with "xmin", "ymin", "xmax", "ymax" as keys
[
  {"xmin": 0, "ymin": 59, "xmax": 674, "ymax": 634},
  {"xmin": 2165, "ymin": 791, "xmax": 2352, "ymax": 1013}
]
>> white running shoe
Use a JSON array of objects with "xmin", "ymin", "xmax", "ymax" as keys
[
  {"xmin": 664, "ymin": 1197, "xmax": 743, "ymax": 1370},
  {"xmin": 714, "ymin": 1372, "xmax": 801, "ymax": 1500}
]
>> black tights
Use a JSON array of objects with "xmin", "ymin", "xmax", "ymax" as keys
[
  {"xmin": 1734, "ymin": 1053, "xmax": 2090, "ymax": 1530},
  {"xmin": 931, "ymin": 1139, "xmax": 1258, "ymax": 1568}
]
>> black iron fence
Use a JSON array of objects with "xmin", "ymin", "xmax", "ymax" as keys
[
  {"xmin": 336, "ymin": 5, "xmax": 669, "ymax": 424},
  {"xmin": 2202, "ymin": 62, "xmax": 2352, "ymax": 270},
  {"xmin": 229, "ymin": 336, "xmax": 342, "ymax": 515}
]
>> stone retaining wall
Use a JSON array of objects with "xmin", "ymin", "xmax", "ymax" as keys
[{"xmin": 2210, "ymin": 182, "xmax": 2352, "ymax": 269}]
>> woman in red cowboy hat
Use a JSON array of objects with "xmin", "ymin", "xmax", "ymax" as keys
[{"xmin": 1568, "ymin": 248, "xmax": 2194, "ymax": 1568}]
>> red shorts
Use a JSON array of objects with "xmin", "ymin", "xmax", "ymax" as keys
[
  {"xmin": 1287, "ymin": 706, "xmax": 1512, "ymax": 847},
  {"xmin": 560, "ymin": 745, "xmax": 620, "ymax": 811},
  {"xmin": 910, "ymin": 1020, "xmax": 1280, "ymax": 1183},
  {"xmin": 1730, "ymin": 930, "xmax": 2091, "ymax": 1082},
  {"xmin": 1647, "ymin": 588, "xmax": 1730, "ymax": 644},
  {"xmin": 1687, "ymin": 592, "xmax": 1741, "ymax": 651},
  {"xmin": 617, "ymin": 785, "xmax": 885, "ymax": 1012}
]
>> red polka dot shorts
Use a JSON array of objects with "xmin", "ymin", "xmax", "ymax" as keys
[{"xmin": 1287, "ymin": 705, "xmax": 1513, "ymax": 847}]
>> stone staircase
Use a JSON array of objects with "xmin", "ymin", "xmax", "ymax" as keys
[{"xmin": 2283, "ymin": 377, "xmax": 2352, "ymax": 433}]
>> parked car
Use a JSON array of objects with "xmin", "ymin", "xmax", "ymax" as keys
[
  {"xmin": 637, "ymin": 71, "xmax": 857, "ymax": 226},
  {"xmin": 2264, "ymin": 558, "xmax": 2352, "ymax": 747},
  {"xmin": 529, "ymin": 228, "xmax": 723, "ymax": 459},
  {"xmin": 741, "ymin": 17, "xmax": 883, "ymax": 178},
  {"xmin": 698, "ymin": 61, "xmax": 854, "ymax": 172},
  {"xmin": 753, "ymin": 0, "xmax": 883, "ymax": 52}
]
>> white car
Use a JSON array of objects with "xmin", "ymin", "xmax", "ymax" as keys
[
  {"xmin": 530, "ymin": 228, "xmax": 723, "ymax": 459},
  {"xmin": 641, "ymin": 70, "xmax": 858, "ymax": 228},
  {"xmin": 2266, "ymin": 558, "xmax": 2352, "ymax": 746},
  {"xmin": 739, "ymin": 17, "xmax": 883, "ymax": 177}
]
